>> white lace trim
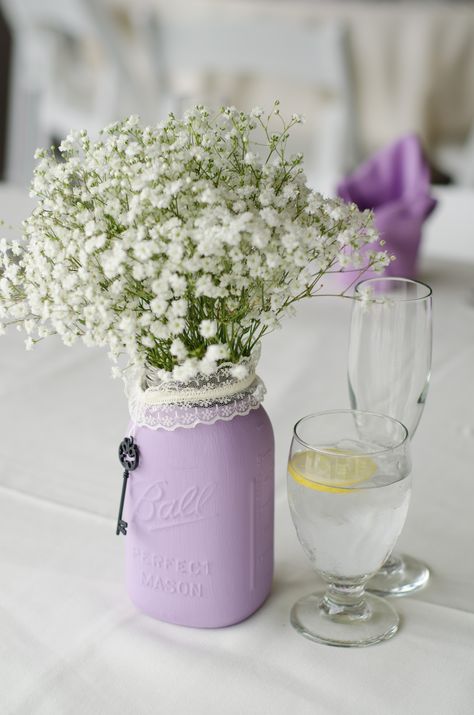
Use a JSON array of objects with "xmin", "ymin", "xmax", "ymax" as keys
[
  {"xmin": 140, "ymin": 370, "xmax": 257, "ymax": 405},
  {"xmin": 127, "ymin": 348, "xmax": 266, "ymax": 430}
]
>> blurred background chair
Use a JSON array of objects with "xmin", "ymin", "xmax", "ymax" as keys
[
  {"xmin": 141, "ymin": 7, "xmax": 357, "ymax": 193},
  {"xmin": 1, "ymin": 0, "xmax": 474, "ymax": 194},
  {"xmin": 0, "ymin": 0, "xmax": 153, "ymax": 186}
]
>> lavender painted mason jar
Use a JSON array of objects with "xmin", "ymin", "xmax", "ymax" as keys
[{"xmin": 123, "ymin": 403, "xmax": 274, "ymax": 628}]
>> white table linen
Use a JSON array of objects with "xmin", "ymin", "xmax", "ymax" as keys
[{"xmin": 0, "ymin": 184, "xmax": 474, "ymax": 714}]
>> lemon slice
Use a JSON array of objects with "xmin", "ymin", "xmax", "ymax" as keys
[{"xmin": 288, "ymin": 448, "xmax": 377, "ymax": 494}]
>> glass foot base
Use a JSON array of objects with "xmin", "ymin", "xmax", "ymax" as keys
[
  {"xmin": 367, "ymin": 554, "xmax": 430, "ymax": 597},
  {"xmin": 290, "ymin": 590, "xmax": 399, "ymax": 648}
]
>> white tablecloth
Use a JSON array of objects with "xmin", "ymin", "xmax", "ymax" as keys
[{"xmin": 0, "ymin": 184, "xmax": 474, "ymax": 714}]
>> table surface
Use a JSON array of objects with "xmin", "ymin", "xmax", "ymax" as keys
[{"xmin": 0, "ymin": 184, "xmax": 473, "ymax": 715}]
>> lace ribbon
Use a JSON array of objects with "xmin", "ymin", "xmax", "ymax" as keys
[{"xmin": 128, "ymin": 348, "xmax": 265, "ymax": 431}]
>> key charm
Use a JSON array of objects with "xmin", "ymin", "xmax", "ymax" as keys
[{"xmin": 116, "ymin": 437, "xmax": 139, "ymax": 536}]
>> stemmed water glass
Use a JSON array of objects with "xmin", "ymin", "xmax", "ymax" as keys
[
  {"xmin": 348, "ymin": 277, "xmax": 432, "ymax": 595},
  {"xmin": 288, "ymin": 410, "xmax": 411, "ymax": 647}
]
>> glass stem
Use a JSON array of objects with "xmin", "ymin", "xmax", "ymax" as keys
[{"xmin": 321, "ymin": 581, "xmax": 370, "ymax": 620}]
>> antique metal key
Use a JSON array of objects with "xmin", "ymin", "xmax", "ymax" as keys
[{"xmin": 116, "ymin": 436, "xmax": 139, "ymax": 536}]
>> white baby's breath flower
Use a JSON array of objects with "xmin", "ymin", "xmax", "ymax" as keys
[
  {"xmin": 199, "ymin": 319, "xmax": 217, "ymax": 339},
  {"xmin": 206, "ymin": 344, "xmax": 229, "ymax": 362},
  {"xmin": 170, "ymin": 299, "xmax": 188, "ymax": 318},
  {"xmin": 141, "ymin": 335, "xmax": 155, "ymax": 348},
  {"xmin": 172, "ymin": 363, "xmax": 193, "ymax": 381},
  {"xmin": 230, "ymin": 364, "xmax": 249, "ymax": 380},
  {"xmin": 150, "ymin": 297, "xmax": 168, "ymax": 317},
  {"xmin": 139, "ymin": 312, "xmax": 153, "ymax": 328},
  {"xmin": 0, "ymin": 104, "xmax": 383, "ymax": 383},
  {"xmin": 168, "ymin": 317, "xmax": 185, "ymax": 335},
  {"xmin": 337, "ymin": 253, "xmax": 352, "ymax": 268},
  {"xmin": 259, "ymin": 207, "xmax": 279, "ymax": 228},
  {"xmin": 170, "ymin": 338, "xmax": 187, "ymax": 360},
  {"xmin": 169, "ymin": 274, "xmax": 187, "ymax": 296},
  {"xmin": 291, "ymin": 113, "xmax": 304, "ymax": 123},
  {"xmin": 150, "ymin": 321, "xmax": 169, "ymax": 340},
  {"xmin": 172, "ymin": 357, "xmax": 199, "ymax": 381},
  {"xmin": 198, "ymin": 357, "xmax": 217, "ymax": 376},
  {"xmin": 259, "ymin": 188, "xmax": 274, "ymax": 207}
]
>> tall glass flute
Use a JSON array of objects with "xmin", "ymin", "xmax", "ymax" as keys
[
  {"xmin": 288, "ymin": 410, "xmax": 411, "ymax": 647},
  {"xmin": 348, "ymin": 277, "xmax": 432, "ymax": 596}
]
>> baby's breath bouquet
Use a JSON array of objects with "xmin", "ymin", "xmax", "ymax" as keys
[{"xmin": 0, "ymin": 104, "xmax": 388, "ymax": 383}]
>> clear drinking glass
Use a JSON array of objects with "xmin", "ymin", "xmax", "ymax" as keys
[
  {"xmin": 288, "ymin": 410, "xmax": 411, "ymax": 647},
  {"xmin": 348, "ymin": 277, "xmax": 432, "ymax": 596}
]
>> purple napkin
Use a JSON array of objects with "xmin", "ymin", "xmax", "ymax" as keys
[{"xmin": 337, "ymin": 134, "xmax": 437, "ymax": 283}]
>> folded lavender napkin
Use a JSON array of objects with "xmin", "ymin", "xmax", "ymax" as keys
[{"xmin": 337, "ymin": 134, "xmax": 437, "ymax": 282}]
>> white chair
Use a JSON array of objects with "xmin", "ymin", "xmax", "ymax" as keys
[
  {"xmin": 1, "ymin": 0, "xmax": 147, "ymax": 187},
  {"xmin": 142, "ymin": 8, "xmax": 357, "ymax": 192}
]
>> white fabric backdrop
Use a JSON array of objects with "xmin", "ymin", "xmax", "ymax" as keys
[{"xmin": 0, "ymin": 185, "xmax": 473, "ymax": 714}]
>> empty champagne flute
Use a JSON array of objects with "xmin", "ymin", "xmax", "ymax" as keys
[
  {"xmin": 288, "ymin": 410, "xmax": 411, "ymax": 647},
  {"xmin": 348, "ymin": 277, "xmax": 432, "ymax": 596}
]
